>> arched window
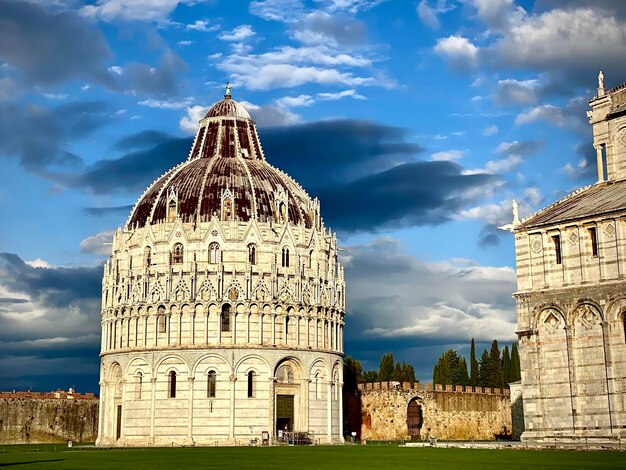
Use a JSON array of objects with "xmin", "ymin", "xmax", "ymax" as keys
[
  {"xmin": 314, "ymin": 372, "xmax": 320, "ymax": 400},
  {"xmin": 207, "ymin": 371, "xmax": 216, "ymax": 398},
  {"xmin": 167, "ymin": 199, "xmax": 177, "ymax": 223},
  {"xmin": 172, "ymin": 243, "xmax": 183, "ymax": 264},
  {"xmin": 285, "ymin": 316, "xmax": 289, "ymax": 338},
  {"xmin": 209, "ymin": 243, "xmax": 220, "ymax": 264},
  {"xmin": 309, "ymin": 250, "xmax": 314, "ymax": 269},
  {"xmin": 158, "ymin": 315, "xmax": 167, "ymax": 334},
  {"xmin": 248, "ymin": 244, "xmax": 257, "ymax": 265},
  {"xmin": 221, "ymin": 304, "xmax": 231, "ymax": 332},
  {"xmin": 135, "ymin": 372, "xmax": 143, "ymax": 399},
  {"xmin": 247, "ymin": 371, "xmax": 255, "ymax": 398},
  {"xmin": 168, "ymin": 371, "xmax": 177, "ymax": 398},
  {"xmin": 282, "ymin": 247, "xmax": 290, "ymax": 268}
]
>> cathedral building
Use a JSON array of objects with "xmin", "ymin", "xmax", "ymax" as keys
[
  {"xmin": 96, "ymin": 87, "xmax": 346, "ymax": 446},
  {"xmin": 512, "ymin": 73, "xmax": 626, "ymax": 442}
]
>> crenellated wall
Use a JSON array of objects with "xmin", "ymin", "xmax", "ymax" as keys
[
  {"xmin": 0, "ymin": 392, "xmax": 98, "ymax": 444},
  {"xmin": 355, "ymin": 382, "xmax": 511, "ymax": 441}
]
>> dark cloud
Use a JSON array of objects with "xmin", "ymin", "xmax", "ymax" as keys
[
  {"xmin": 112, "ymin": 130, "xmax": 172, "ymax": 151},
  {"xmin": 317, "ymin": 161, "xmax": 498, "ymax": 232},
  {"xmin": 0, "ymin": 101, "xmax": 110, "ymax": 173},
  {"xmin": 66, "ymin": 119, "xmax": 496, "ymax": 232},
  {"xmin": 478, "ymin": 225, "xmax": 500, "ymax": 248},
  {"xmin": 76, "ymin": 137, "xmax": 190, "ymax": 194},
  {"xmin": 84, "ymin": 205, "xmax": 134, "ymax": 217},
  {"xmin": 497, "ymin": 140, "xmax": 544, "ymax": 158},
  {"xmin": 0, "ymin": 253, "xmax": 102, "ymax": 309},
  {"xmin": 0, "ymin": 0, "xmax": 115, "ymax": 87},
  {"xmin": 0, "ymin": 253, "xmax": 102, "ymax": 392},
  {"xmin": 262, "ymin": 120, "xmax": 423, "ymax": 186},
  {"xmin": 534, "ymin": 1, "xmax": 626, "ymax": 18},
  {"xmin": 292, "ymin": 11, "xmax": 367, "ymax": 45},
  {"xmin": 120, "ymin": 51, "xmax": 188, "ymax": 96}
]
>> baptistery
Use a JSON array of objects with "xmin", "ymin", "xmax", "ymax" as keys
[{"xmin": 96, "ymin": 87, "xmax": 346, "ymax": 446}]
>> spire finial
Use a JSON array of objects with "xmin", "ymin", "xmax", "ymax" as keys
[{"xmin": 225, "ymin": 81, "xmax": 232, "ymax": 98}]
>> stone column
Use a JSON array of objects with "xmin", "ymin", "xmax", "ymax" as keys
[
  {"xmin": 595, "ymin": 145, "xmax": 605, "ymax": 182},
  {"xmin": 296, "ymin": 316, "xmax": 301, "ymax": 347},
  {"xmin": 217, "ymin": 313, "xmax": 222, "ymax": 344},
  {"xmin": 204, "ymin": 312, "xmax": 209, "ymax": 344},
  {"xmin": 338, "ymin": 381, "xmax": 344, "ymax": 440},
  {"xmin": 154, "ymin": 316, "xmax": 158, "ymax": 347},
  {"xmin": 259, "ymin": 313, "xmax": 264, "ymax": 345},
  {"xmin": 166, "ymin": 314, "xmax": 171, "ymax": 346},
  {"xmin": 246, "ymin": 312, "xmax": 251, "ymax": 344},
  {"xmin": 269, "ymin": 377, "xmax": 276, "ymax": 439},
  {"xmin": 97, "ymin": 380, "xmax": 107, "ymax": 444},
  {"xmin": 150, "ymin": 377, "xmax": 157, "ymax": 445},
  {"xmin": 229, "ymin": 375, "xmax": 237, "ymax": 439},
  {"xmin": 271, "ymin": 314, "xmax": 276, "ymax": 345},
  {"xmin": 600, "ymin": 321, "xmax": 614, "ymax": 433},
  {"xmin": 191, "ymin": 313, "xmax": 196, "ymax": 346},
  {"xmin": 326, "ymin": 379, "xmax": 332, "ymax": 441},
  {"xmin": 177, "ymin": 312, "xmax": 182, "ymax": 345},
  {"xmin": 143, "ymin": 316, "xmax": 148, "ymax": 347},
  {"xmin": 233, "ymin": 312, "xmax": 237, "ymax": 345},
  {"xmin": 315, "ymin": 319, "xmax": 319, "ymax": 349},
  {"xmin": 187, "ymin": 376, "xmax": 195, "ymax": 442}
]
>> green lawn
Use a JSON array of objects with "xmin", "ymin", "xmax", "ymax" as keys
[{"xmin": 0, "ymin": 445, "xmax": 623, "ymax": 469}]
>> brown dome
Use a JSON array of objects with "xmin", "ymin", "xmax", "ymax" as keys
[{"xmin": 126, "ymin": 92, "xmax": 315, "ymax": 229}]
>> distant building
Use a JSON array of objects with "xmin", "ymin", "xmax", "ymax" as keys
[
  {"xmin": 512, "ymin": 73, "xmax": 626, "ymax": 441},
  {"xmin": 96, "ymin": 87, "xmax": 345, "ymax": 446}
]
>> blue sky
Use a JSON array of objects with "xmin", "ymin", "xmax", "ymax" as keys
[{"xmin": 1, "ymin": 0, "xmax": 625, "ymax": 393}]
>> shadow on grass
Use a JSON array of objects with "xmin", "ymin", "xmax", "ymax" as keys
[{"xmin": 1, "ymin": 459, "xmax": 64, "ymax": 466}]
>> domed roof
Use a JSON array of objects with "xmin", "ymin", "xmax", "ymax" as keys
[{"xmin": 126, "ymin": 88, "xmax": 316, "ymax": 229}]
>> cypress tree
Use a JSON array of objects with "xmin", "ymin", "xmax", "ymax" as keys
[
  {"xmin": 470, "ymin": 338, "xmax": 479, "ymax": 386},
  {"xmin": 502, "ymin": 346, "xmax": 511, "ymax": 387},
  {"xmin": 488, "ymin": 340, "xmax": 504, "ymax": 388},
  {"xmin": 478, "ymin": 349, "xmax": 490, "ymax": 387},
  {"xmin": 510, "ymin": 343, "xmax": 521, "ymax": 382},
  {"xmin": 379, "ymin": 352, "xmax": 394, "ymax": 381}
]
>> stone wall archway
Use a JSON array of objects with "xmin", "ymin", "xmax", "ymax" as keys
[{"xmin": 407, "ymin": 398, "xmax": 423, "ymax": 440}]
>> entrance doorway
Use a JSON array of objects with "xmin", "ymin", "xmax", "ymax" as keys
[
  {"xmin": 276, "ymin": 395, "xmax": 294, "ymax": 433},
  {"xmin": 407, "ymin": 398, "xmax": 423, "ymax": 440}
]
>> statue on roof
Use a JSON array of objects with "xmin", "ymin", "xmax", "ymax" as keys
[
  {"xmin": 598, "ymin": 71, "xmax": 605, "ymax": 94},
  {"xmin": 225, "ymin": 81, "xmax": 232, "ymax": 97}
]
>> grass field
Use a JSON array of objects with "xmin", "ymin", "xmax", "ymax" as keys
[{"xmin": 0, "ymin": 445, "xmax": 623, "ymax": 469}]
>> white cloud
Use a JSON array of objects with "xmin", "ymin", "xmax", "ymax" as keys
[
  {"xmin": 523, "ymin": 186, "xmax": 542, "ymax": 206},
  {"xmin": 318, "ymin": 0, "xmax": 387, "ymax": 13},
  {"xmin": 515, "ymin": 104, "xmax": 565, "ymax": 126},
  {"xmin": 177, "ymin": 40, "xmax": 193, "ymax": 46},
  {"xmin": 249, "ymin": 0, "xmax": 305, "ymax": 23},
  {"xmin": 25, "ymin": 259, "xmax": 52, "ymax": 269},
  {"xmin": 346, "ymin": 238, "xmax": 516, "ymax": 342},
  {"xmin": 138, "ymin": 97, "xmax": 194, "ymax": 110},
  {"xmin": 43, "ymin": 93, "xmax": 69, "ymax": 100},
  {"xmin": 417, "ymin": 1, "xmax": 440, "ymax": 29},
  {"xmin": 492, "ymin": 8, "xmax": 626, "ymax": 75},
  {"xmin": 495, "ymin": 78, "xmax": 541, "ymax": 106},
  {"xmin": 81, "ymin": 0, "xmax": 204, "ymax": 22},
  {"xmin": 275, "ymin": 94, "xmax": 315, "ymax": 108},
  {"xmin": 79, "ymin": 230, "xmax": 115, "ymax": 256},
  {"xmin": 469, "ymin": 0, "xmax": 525, "ymax": 31},
  {"xmin": 431, "ymin": 149, "xmax": 466, "ymax": 162},
  {"xmin": 108, "ymin": 65, "xmax": 123, "ymax": 75},
  {"xmin": 218, "ymin": 25, "xmax": 256, "ymax": 42},
  {"xmin": 179, "ymin": 105, "xmax": 207, "ymax": 134},
  {"xmin": 483, "ymin": 124, "xmax": 499, "ymax": 136},
  {"xmin": 317, "ymin": 89, "xmax": 366, "ymax": 100},
  {"xmin": 434, "ymin": 35, "xmax": 479, "ymax": 70},
  {"xmin": 186, "ymin": 19, "xmax": 219, "ymax": 32}
]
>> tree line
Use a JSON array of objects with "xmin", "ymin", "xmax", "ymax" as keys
[
  {"xmin": 433, "ymin": 339, "xmax": 520, "ymax": 389},
  {"xmin": 344, "ymin": 352, "xmax": 416, "ymax": 387}
]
